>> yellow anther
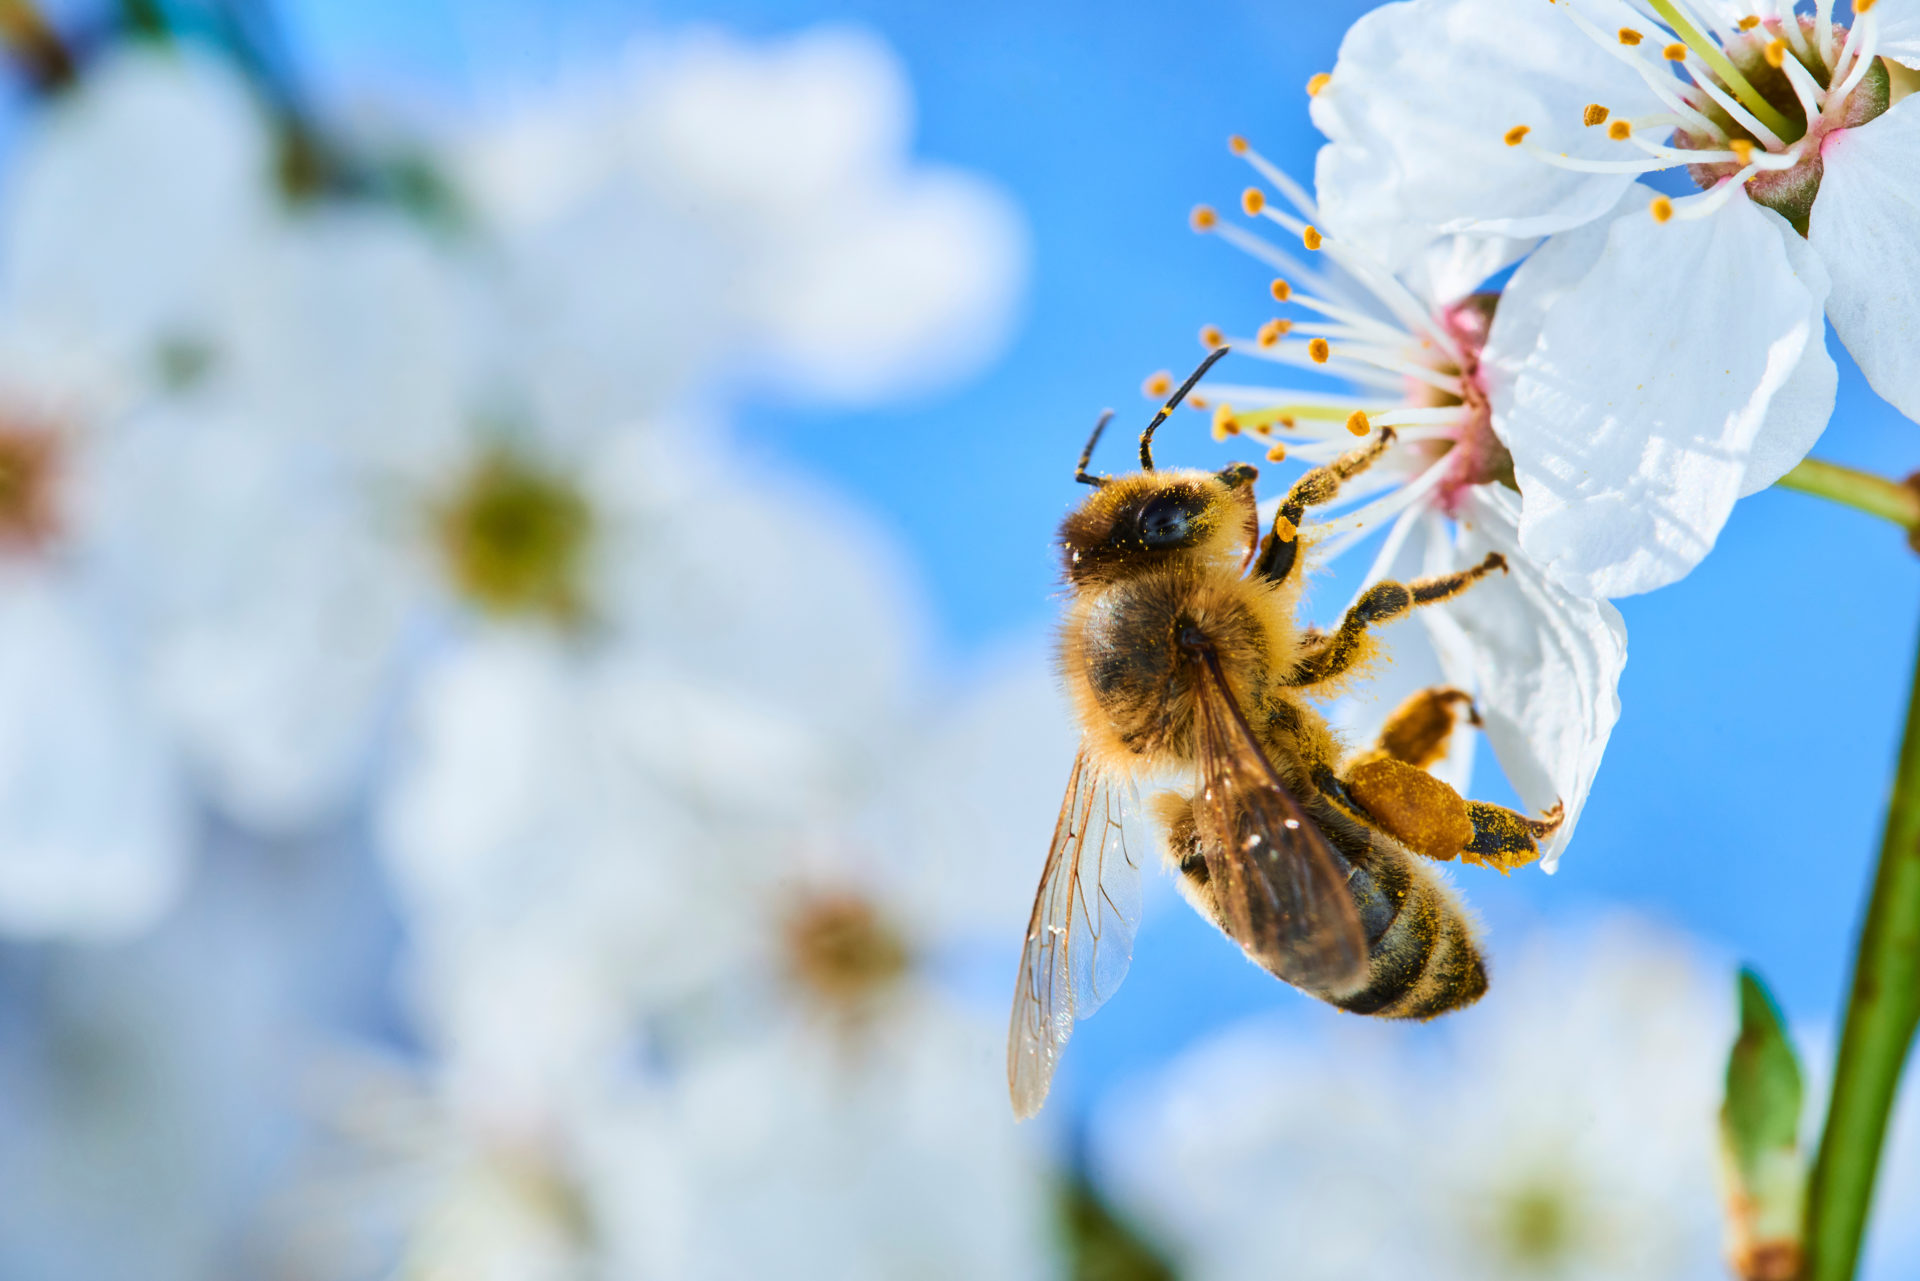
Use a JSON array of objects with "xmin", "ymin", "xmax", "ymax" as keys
[
  {"xmin": 1504, "ymin": 124, "xmax": 1531, "ymax": 146},
  {"xmin": 1270, "ymin": 278, "xmax": 1292, "ymax": 302},
  {"xmin": 1266, "ymin": 443, "xmax": 1288, "ymax": 463},
  {"xmin": 1730, "ymin": 139, "xmax": 1755, "ymax": 165},
  {"xmin": 1737, "ymin": 14, "xmax": 1760, "ymax": 29},
  {"xmin": 1857, "ymin": 0, "xmax": 1877, "ymax": 13},
  {"xmin": 1608, "ymin": 119, "xmax": 1633, "ymax": 140},
  {"xmin": 1277, "ymin": 414, "xmax": 1296, "ymax": 429},
  {"xmin": 1188, "ymin": 394, "xmax": 1210, "ymax": 411},
  {"xmin": 1308, "ymin": 337, "xmax": 1331, "ymax": 364},
  {"xmin": 1199, "ymin": 324, "xmax": 1225, "ymax": 348},
  {"xmin": 1764, "ymin": 38, "xmax": 1786, "ymax": 67},
  {"xmin": 1142, "ymin": 371, "xmax": 1173, "ymax": 398},
  {"xmin": 1663, "ymin": 42, "xmax": 1688, "ymax": 61},
  {"xmin": 1302, "ymin": 225, "xmax": 1324, "ymax": 250},
  {"xmin": 1228, "ymin": 134, "xmax": 1249, "ymax": 154},
  {"xmin": 1242, "ymin": 187, "xmax": 1267, "ymax": 216},
  {"xmin": 1257, "ymin": 318, "xmax": 1291, "ymax": 348},
  {"xmin": 1190, "ymin": 204, "xmax": 1219, "ymax": 232},
  {"xmin": 1619, "ymin": 27, "xmax": 1644, "ymax": 44},
  {"xmin": 1272, "ymin": 514, "xmax": 1299, "ymax": 543},
  {"xmin": 1583, "ymin": 103, "xmax": 1611, "ymax": 126},
  {"xmin": 1307, "ymin": 72, "xmax": 1332, "ymax": 97},
  {"xmin": 1650, "ymin": 194, "xmax": 1675, "ymax": 223},
  {"xmin": 1346, "ymin": 411, "xmax": 1372, "ymax": 437},
  {"xmin": 1212, "ymin": 404, "xmax": 1240, "ymax": 438}
]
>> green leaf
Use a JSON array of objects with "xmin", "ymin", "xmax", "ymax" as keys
[{"xmin": 1059, "ymin": 1170, "xmax": 1178, "ymax": 1281}]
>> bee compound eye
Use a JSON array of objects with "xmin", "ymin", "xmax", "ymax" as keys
[{"xmin": 1136, "ymin": 493, "xmax": 1197, "ymax": 548}]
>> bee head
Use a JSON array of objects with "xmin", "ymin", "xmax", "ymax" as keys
[
  {"xmin": 1060, "ymin": 347, "xmax": 1256, "ymax": 586},
  {"xmin": 1059, "ymin": 465, "xmax": 1260, "ymax": 587}
]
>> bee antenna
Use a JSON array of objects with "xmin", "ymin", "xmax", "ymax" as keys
[
  {"xmin": 1140, "ymin": 346, "xmax": 1231, "ymax": 471},
  {"xmin": 1075, "ymin": 411, "xmax": 1115, "ymax": 487}
]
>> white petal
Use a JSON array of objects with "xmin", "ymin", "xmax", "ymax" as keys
[
  {"xmin": 1440, "ymin": 489, "xmax": 1626, "ymax": 869},
  {"xmin": 0, "ymin": 47, "xmax": 274, "ymax": 369},
  {"xmin": 1873, "ymin": 0, "xmax": 1920, "ymax": 69},
  {"xmin": 0, "ymin": 574, "xmax": 189, "ymax": 937},
  {"xmin": 1486, "ymin": 191, "xmax": 1835, "ymax": 597},
  {"xmin": 1809, "ymin": 95, "xmax": 1920, "ymax": 424},
  {"xmin": 1311, "ymin": 0, "xmax": 1664, "ymax": 272}
]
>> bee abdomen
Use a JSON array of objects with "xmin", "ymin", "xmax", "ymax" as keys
[{"xmin": 1325, "ymin": 848, "xmax": 1486, "ymax": 1019}]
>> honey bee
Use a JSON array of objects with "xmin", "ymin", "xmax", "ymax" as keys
[{"xmin": 1008, "ymin": 349, "xmax": 1563, "ymax": 1119}]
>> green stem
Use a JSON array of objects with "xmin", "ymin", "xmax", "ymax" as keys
[
  {"xmin": 1645, "ymin": 0, "xmax": 1797, "ymax": 141},
  {"xmin": 1804, "ymin": 621, "xmax": 1920, "ymax": 1281},
  {"xmin": 1776, "ymin": 458, "xmax": 1920, "ymax": 536}
]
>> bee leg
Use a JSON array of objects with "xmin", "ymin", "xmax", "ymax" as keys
[
  {"xmin": 1287, "ymin": 554, "xmax": 1508, "ymax": 688},
  {"xmin": 1252, "ymin": 429, "xmax": 1395, "ymax": 587},
  {"xmin": 1151, "ymin": 791, "xmax": 1228, "ymax": 929},
  {"xmin": 1352, "ymin": 686, "xmax": 1478, "ymax": 773},
  {"xmin": 1461, "ymin": 800, "xmax": 1565, "ymax": 874}
]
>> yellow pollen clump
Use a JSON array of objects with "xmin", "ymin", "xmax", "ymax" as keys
[
  {"xmin": 1650, "ymin": 194, "xmax": 1675, "ymax": 223},
  {"xmin": 1346, "ymin": 411, "xmax": 1371, "ymax": 436},
  {"xmin": 1731, "ymin": 139, "xmax": 1755, "ymax": 165},
  {"xmin": 1212, "ymin": 404, "xmax": 1240, "ymax": 439},
  {"xmin": 1270, "ymin": 278, "xmax": 1292, "ymax": 302},
  {"xmin": 1764, "ymin": 38, "xmax": 1786, "ymax": 67},
  {"xmin": 1308, "ymin": 337, "xmax": 1331, "ymax": 364},
  {"xmin": 1242, "ymin": 187, "xmax": 1267, "ymax": 216},
  {"xmin": 1307, "ymin": 72, "xmax": 1332, "ymax": 97},
  {"xmin": 1266, "ymin": 443, "xmax": 1288, "ymax": 463},
  {"xmin": 1190, "ymin": 205, "xmax": 1218, "ymax": 233},
  {"xmin": 1583, "ymin": 103, "xmax": 1611, "ymax": 126},
  {"xmin": 1302, "ymin": 225, "xmax": 1324, "ymax": 250},
  {"xmin": 1662, "ymin": 42, "xmax": 1688, "ymax": 61},
  {"xmin": 1619, "ymin": 27, "xmax": 1644, "ymax": 44},
  {"xmin": 1228, "ymin": 134, "xmax": 1249, "ymax": 154},
  {"xmin": 1737, "ymin": 14, "xmax": 1761, "ymax": 29},
  {"xmin": 1199, "ymin": 324, "xmax": 1225, "ymax": 348},
  {"xmin": 1142, "ymin": 371, "xmax": 1173, "ymax": 398},
  {"xmin": 1608, "ymin": 119, "xmax": 1634, "ymax": 140},
  {"xmin": 1504, "ymin": 124, "xmax": 1531, "ymax": 146},
  {"xmin": 1257, "ymin": 318, "xmax": 1291, "ymax": 347},
  {"xmin": 1272, "ymin": 513, "xmax": 1299, "ymax": 543}
]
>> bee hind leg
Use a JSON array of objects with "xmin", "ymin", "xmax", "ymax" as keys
[
  {"xmin": 1353, "ymin": 686, "xmax": 1478, "ymax": 773},
  {"xmin": 1461, "ymin": 800, "xmax": 1564, "ymax": 874}
]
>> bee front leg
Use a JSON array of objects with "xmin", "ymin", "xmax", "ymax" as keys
[
  {"xmin": 1287, "ymin": 554, "xmax": 1507, "ymax": 688},
  {"xmin": 1252, "ymin": 429, "xmax": 1395, "ymax": 588}
]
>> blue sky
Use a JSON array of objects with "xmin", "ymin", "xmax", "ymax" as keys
[{"xmin": 284, "ymin": 0, "xmax": 1920, "ymax": 1108}]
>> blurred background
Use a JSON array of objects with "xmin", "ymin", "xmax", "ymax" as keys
[{"xmin": 0, "ymin": 1, "xmax": 1916, "ymax": 1277}]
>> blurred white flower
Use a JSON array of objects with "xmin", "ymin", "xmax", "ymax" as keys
[
  {"xmin": 456, "ymin": 25, "xmax": 1026, "ymax": 429},
  {"xmin": 1193, "ymin": 166, "xmax": 1624, "ymax": 866},
  {"xmin": 1094, "ymin": 919, "xmax": 1733, "ymax": 1281},
  {"xmin": 0, "ymin": 45, "xmax": 276, "ymax": 377}
]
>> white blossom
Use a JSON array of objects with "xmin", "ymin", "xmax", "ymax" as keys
[{"xmin": 1309, "ymin": 0, "xmax": 1918, "ymax": 592}]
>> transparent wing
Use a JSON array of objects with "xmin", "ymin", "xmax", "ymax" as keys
[
  {"xmin": 1185, "ymin": 634, "xmax": 1368, "ymax": 992},
  {"xmin": 1007, "ymin": 748, "xmax": 1145, "ymax": 1120}
]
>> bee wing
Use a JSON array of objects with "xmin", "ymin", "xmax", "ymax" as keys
[
  {"xmin": 1007, "ymin": 748, "xmax": 1145, "ymax": 1120},
  {"xmin": 1185, "ymin": 634, "xmax": 1368, "ymax": 992}
]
